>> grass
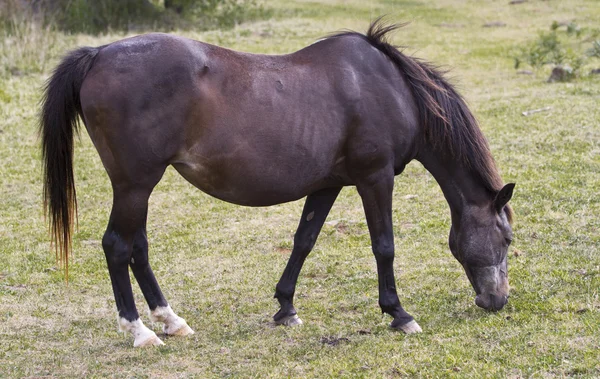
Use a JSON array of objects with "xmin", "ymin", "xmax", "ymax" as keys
[{"xmin": 1, "ymin": 0, "xmax": 599, "ymax": 377}]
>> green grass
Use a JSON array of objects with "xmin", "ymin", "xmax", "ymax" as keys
[{"xmin": 1, "ymin": 0, "xmax": 599, "ymax": 377}]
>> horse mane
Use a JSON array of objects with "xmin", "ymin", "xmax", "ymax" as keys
[{"xmin": 329, "ymin": 19, "xmax": 513, "ymax": 222}]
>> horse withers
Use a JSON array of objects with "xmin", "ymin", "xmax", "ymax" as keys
[{"xmin": 40, "ymin": 20, "xmax": 515, "ymax": 347}]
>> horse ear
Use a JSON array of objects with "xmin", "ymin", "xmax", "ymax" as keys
[{"xmin": 494, "ymin": 183, "xmax": 515, "ymax": 213}]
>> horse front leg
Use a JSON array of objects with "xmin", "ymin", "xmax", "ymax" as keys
[
  {"xmin": 274, "ymin": 187, "xmax": 342, "ymax": 326},
  {"xmin": 356, "ymin": 170, "xmax": 422, "ymax": 334}
]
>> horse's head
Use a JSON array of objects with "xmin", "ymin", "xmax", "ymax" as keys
[{"xmin": 449, "ymin": 183, "xmax": 515, "ymax": 311}]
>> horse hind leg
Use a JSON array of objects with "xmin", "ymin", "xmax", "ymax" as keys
[
  {"xmin": 103, "ymin": 165, "xmax": 191, "ymax": 346},
  {"xmin": 274, "ymin": 187, "xmax": 341, "ymax": 326},
  {"xmin": 130, "ymin": 228, "xmax": 194, "ymax": 336},
  {"xmin": 103, "ymin": 187, "xmax": 164, "ymax": 347}
]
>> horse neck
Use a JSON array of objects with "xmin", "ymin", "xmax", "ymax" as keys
[{"xmin": 417, "ymin": 149, "xmax": 492, "ymax": 225}]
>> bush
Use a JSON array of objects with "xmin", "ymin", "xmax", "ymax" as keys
[
  {"xmin": 0, "ymin": 0, "xmax": 265, "ymax": 77},
  {"xmin": 1, "ymin": 0, "xmax": 264, "ymax": 35},
  {"xmin": 49, "ymin": 0, "xmax": 160, "ymax": 34},
  {"xmin": 514, "ymin": 22, "xmax": 600, "ymax": 82},
  {"xmin": 0, "ymin": 1, "xmax": 61, "ymax": 77},
  {"xmin": 44, "ymin": 0, "xmax": 262, "ymax": 34},
  {"xmin": 165, "ymin": 0, "xmax": 262, "ymax": 29}
]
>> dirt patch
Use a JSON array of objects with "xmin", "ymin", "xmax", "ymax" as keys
[{"xmin": 320, "ymin": 336, "xmax": 350, "ymax": 346}]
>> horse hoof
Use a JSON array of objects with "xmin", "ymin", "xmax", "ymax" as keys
[
  {"xmin": 165, "ymin": 322, "xmax": 195, "ymax": 336},
  {"xmin": 275, "ymin": 314, "xmax": 303, "ymax": 327},
  {"xmin": 134, "ymin": 334, "xmax": 165, "ymax": 347},
  {"xmin": 392, "ymin": 319, "xmax": 422, "ymax": 334}
]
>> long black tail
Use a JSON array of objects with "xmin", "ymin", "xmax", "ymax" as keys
[{"xmin": 40, "ymin": 46, "xmax": 99, "ymax": 277}]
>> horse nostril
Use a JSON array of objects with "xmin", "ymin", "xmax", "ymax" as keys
[
  {"xmin": 489, "ymin": 294, "xmax": 507, "ymax": 311},
  {"xmin": 476, "ymin": 294, "xmax": 507, "ymax": 311},
  {"xmin": 475, "ymin": 294, "xmax": 489, "ymax": 309}
]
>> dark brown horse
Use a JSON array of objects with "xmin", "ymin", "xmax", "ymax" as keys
[{"xmin": 40, "ymin": 20, "xmax": 515, "ymax": 347}]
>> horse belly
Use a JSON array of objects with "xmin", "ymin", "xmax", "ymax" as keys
[{"xmin": 172, "ymin": 147, "xmax": 345, "ymax": 206}]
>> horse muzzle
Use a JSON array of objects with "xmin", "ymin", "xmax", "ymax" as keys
[{"xmin": 475, "ymin": 293, "xmax": 508, "ymax": 311}]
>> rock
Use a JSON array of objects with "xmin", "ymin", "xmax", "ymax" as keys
[
  {"xmin": 438, "ymin": 23, "xmax": 465, "ymax": 28},
  {"xmin": 548, "ymin": 65, "xmax": 574, "ymax": 82},
  {"xmin": 320, "ymin": 336, "xmax": 350, "ymax": 346},
  {"xmin": 10, "ymin": 67, "xmax": 24, "ymax": 76},
  {"xmin": 483, "ymin": 21, "xmax": 507, "ymax": 27}
]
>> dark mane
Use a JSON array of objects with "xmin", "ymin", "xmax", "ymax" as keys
[{"xmin": 329, "ymin": 19, "xmax": 513, "ymax": 222}]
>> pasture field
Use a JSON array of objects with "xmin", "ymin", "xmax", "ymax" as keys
[{"xmin": 1, "ymin": 0, "xmax": 599, "ymax": 377}]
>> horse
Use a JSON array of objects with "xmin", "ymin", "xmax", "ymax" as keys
[{"xmin": 40, "ymin": 19, "xmax": 515, "ymax": 347}]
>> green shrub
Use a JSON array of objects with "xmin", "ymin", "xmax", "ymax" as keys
[
  {"xmin": 0, "ymin": 0, "xmax": 266, "ymax": 77},
  {"xmin": 165, "ymin": 0, "xmax": 263, "ymax": 29},
  {"xmin": 0, "ymin": 2, "xmax": 62, "ymax": 77},
  {"xmin": 51, "ymin": 0, "xmax": 160, "ymax": 34},
  {"xmin": 587, "ymin": 40, "xmax": 600, "ymax": 59},
  {"xmin": 514, "ymin": 22, "xmax": 599, "ymax": 81},
  {"xmin": 44, "ymin": 0, "xmax": 263, "ymax": 34},
  {"xmin": 1, "ymin": 0, "xmax": 265, "ymax": 36}
]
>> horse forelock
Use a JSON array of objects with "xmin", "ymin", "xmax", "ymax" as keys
[{"xmin": 330, "ymin": 18, "xmax": 511, "ymax": 222}]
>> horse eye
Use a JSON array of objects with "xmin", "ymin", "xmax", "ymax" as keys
[{"xmin": 505, "ymin": 238, "xmax": 512, "ymax": 245}]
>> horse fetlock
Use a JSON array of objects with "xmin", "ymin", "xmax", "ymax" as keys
[
  {"xmin": 379, "ymin": 300, "xmax": 402, "ymax": 317},
  {"xmin": 149, "ymin": 305, "xmax": 195, "ymax": 336},
  {"xmin": 273, "ymin": 304, "xmax": 302, "ymax": 326},
  {"xmin": 118, "ymin": 316, "xmax": 164, "ymax": 347}
]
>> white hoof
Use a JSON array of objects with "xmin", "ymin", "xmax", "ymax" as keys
[
  {"xmin": 118, "ymin": 316, "xmax": 165, "ymax": 347},
  {"xmin": 150, "ymin": 305, "xmax": 194, "ymax": 336},
  {"xmin": 135, "ymin": 334, "xmax": 165, "ymax": 347},
  {"xmin": 165, "ymin": 321, "xmax": 195, "ymax": 336},
  {"xmin": 394, "ymin": 320, "xmax": 422, "ymax": 334},
  {"xmin": 276, "ymin": 314, "xmax": 303, "ymax": 327}
]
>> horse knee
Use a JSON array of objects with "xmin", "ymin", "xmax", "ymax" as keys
[
  {"xmin": 293, "ymin": 231, "xmax": 317, "ymax": 253},
  {"xmin": 373, "ymin": 239, "xmax": 395, "ymax": 262}
]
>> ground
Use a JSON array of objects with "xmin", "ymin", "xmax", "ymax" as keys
[{"xmin": 0, "ymin": 0, "xmax": 599, "ymax": 377}]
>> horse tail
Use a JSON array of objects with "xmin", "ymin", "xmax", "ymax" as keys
[{"xmin": 40, "ymin": 46, "xmax": 100, "ymax": 278}]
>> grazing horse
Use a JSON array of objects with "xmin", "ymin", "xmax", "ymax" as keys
[{"xmin": 40, "ymin": 20, "xmax": 515, "ymax": 347}]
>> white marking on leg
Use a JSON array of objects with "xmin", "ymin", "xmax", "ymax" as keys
[
  {"xmin": 117, "ymin": 316, "xmax": 164, "ymax": 347},
  {"xmin": 150, "ymin": 305, "xmax": 194, "ymax": 336}
]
